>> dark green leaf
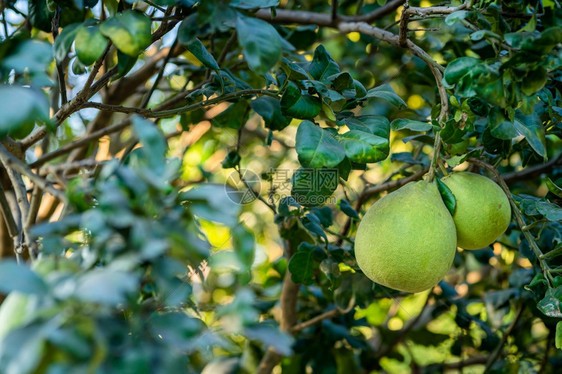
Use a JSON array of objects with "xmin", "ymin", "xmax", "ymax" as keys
[
  {"xmin": 291, "ymin": 167, "xmax": 338, "ymax": 207},
  {"xmin": 212, "ymin": 100, "xmax": 250, "ymax": 129},
  {"xmin": 391, "ymin": 118, "xmax": 432, "ymax": 132},
  {"xmin": 537, "ymin": 287, "xmax": 562, "ymax": 318},
  {"xmin": 177, "ymin": 14, "xmax": 198, "ymax": 45},
  {"xmin": 100, "ymin": 10, "xmax": 152, "ymax": 56},
  {"xmin": 230, "ymin": 0, "xmax": 279, "ymax": 9},
  {"xmin": 280, "ymin": 81, "xmax": 322, "ymax": 119},
  {"xmin": 513, "ymin": 111, "xmax": 546, "ymax": 158},
  {"xmin": 535, "ymin": 201, "xmax": 562, "ymax": 221},
  {"xmin": 308, "ymin": 45, "xmax": 340, "ymax": 82},
  {"xmin": 522, "ymin": 67, "xmax": 547, "ymax": 96},
  {"xmin": 339, "ymin": 199, "xmax": 359, "ymax": 219},
  {"xmin": 344, "ymin": 116, "xmax": 390, "ymax": 138},
  {"xmin": 288, "ymin": 250, "xmax": 314, "ymax": 285},
  {"xmin": 251, "ymin": 96, "xmax": 291, "ymax": 130},
  {"xmin": 444, "ymin": 10, "xmax": 470, "ymax": 25},
  {"xmin": 437, "ymin": 179, "xmax": 456, "ymax": 215},
  {"xmin": 545, "ymin": 177, "xmax": 562, "ymax": 198},
  {"xmin": 444, "ymin": 57, "xmax": 480, "ymax": 84},
  {"xmin": 186, "ymin": 38, "xmax": 219, "ymax": 69},
  {"xmin": 53, "ymin": 23, "xmax": 81, "ymax": 62},
  {"xmin": 75, "ymin": 26, "xmax": 108, "ymax": 65},
  {"xmin": 489, "ymin": 108, "xmax": 517, "ymax": 140},
  {"xmin": 336, "ymin": 130, "xmax": 389, "ymax": 163},
  {"xmin": 364, "ymin": 84, "xmax": 406, "ymax": 108},
  {"xmin": 295, "ymin": 121, "xmax": 345, "ymax": 168},
  {"xmin": 222, "ymin": 150, "xmax": 241, "ymax": 169},
  {"xmin": 328, "ymin": 72, "xmax": 353, "ymax": 92},
  {"xmin": 236, "ymin": 14, "xmax": 282, "ymax": 74}
]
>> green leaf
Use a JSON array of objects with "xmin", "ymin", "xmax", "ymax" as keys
[
  {"xmin": 513, "ymin": 111, "xmax": 546, "ymax": 158},
  {"xmin": 212, "ymin": 100, "xmax": 250, "ymax": 129},
  {"xmin": 336, "ymin": 130, "xmax": 389, "ymax": 163},
  {"xmin": 291, "ymin": 167, "xmax": 339, "ymax": 207},
  {"xmin": 288, "ymin": 250, "xmax": 314, "ymax": 285},
  {"xmin": 0, "ymin": 86, "xmax": 50, "ymax": 137},
  {"xmin": 236, "ymin": 14, "xmax": 282, "ymax": 74},
  {"xmin": 177, "ymin": 14, "xmax": 197, "ymax": 45},
  {"xmin": 522, "ymin": 67, "xmax": 547, "ymax": 96},
  {"xmin": 233, "ymin": 225, "xmax": 255, "ymax": 270},
  {"xmin": 545, "ymin": 177, "xmax": 562, "ymax": 198},
  {"xmin": 537, "ymin": 287, "xmax": 562, "ymax": 318},
  {"xmin": 364, "ymin": 84, "xmax": 406, "ymax": 108},
  {"xmin": 131, "ymin": 115, "xmax": 167, "ymax": 171},
  {"xmin": 489, "ymin": 108, "xmax": 517, "ymax": 140},
  {"xmin": 339, "ymin": 199, "xmax": 359, "ymax": 219},
  {"xmin": 445, "ymin": 10, "xmax": 470, "ymax": 25},
  {"xmin": 0, "ymin": 260, "xmax": 48, "ymax": 295},
  {"xmin": 280, "ymin": 81, "xmax": 322, "ymax": 119},
  {"xmin": 391, "ymin": 118, "xmax": 432, "ymax": 132},
  {"xmin": 437, "ymin": 179, "xmax": 456, "ymax": 215},
  {"xmin": 100, "ymin": 10, "xmax": 152, "ymax": 56},
  {"xmin": 444, "ymin": 57, "xmax": 480, "ymax": 84},
  {"xmin": 75, "ymin": 26, "xmax": 108, "ymax": 65},
  {"xmin": 1, "ymin": 40, "xmax": 53, "ymax": 76},
  {"xmin": 344, "ymin": 116, "xmax": 390, "ymax": 138},
  {"xmin": 328, "ymin": 72, "xmax": 353, "ymax": 92},
  {"xmin": 251, "ymin": 96, "xmax": 291, "ymax": 130},
  {"xmin": 186, "ymin": 38, "xmax": 219, "ymax": 69},
  {"xmin": 535, "ymin": 201, "xmax": 562, "ymax": 221},
  {"xmin": 116, "ymin": 50, "xmax": 138, "ymax": 78},
  {"xmin": 230, "ymin": 0, "xmax": 279, "ymax": 9},
  {"xmin": 53, "ymin": 23, "xmax": 81, "ymax": 62},
  {"xmin": 76, "ymin": 269, "xmax": 138, "ymax": 306},
  {"xmin": 295, "ymin": 121, "xmax": 345, "ymax": 168},
  {"xmin": 308, "ymin": 45, "xmax": 340, "ymax": 82},
  {"xmin": 222, "ymin": 150, "xmax": 241, "ymax": 169},
  {"xmin": 244, "ymin": 324, "xmax": 293, "ymax": 356}
]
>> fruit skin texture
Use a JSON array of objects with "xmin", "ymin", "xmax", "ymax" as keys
[
  {"xmin": 441, "ymin": 172, "xmax": 511, "ymax": 249},
  {"xmin": 354, "ymin": 181, "xmax": 457, "ymax": 293}
]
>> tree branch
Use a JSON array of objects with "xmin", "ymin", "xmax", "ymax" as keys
[
  {"xmin": 0, "ymin": 144, "xmax": 67, "ymax": 202},
  {"xmin": 290, "ymin": 309, "xmax": 341, "ymax": 333},
  {"xmin": 256, "ymin": 239, "xmax": 299, "ymax": 374}
]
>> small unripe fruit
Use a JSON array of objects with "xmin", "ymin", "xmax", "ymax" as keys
[
  {"xmin": 441, "ymin": 172, "xmax": 511, "ymax": 249},
  {"xmin": 354, "ymin": 181, "xmax": 457, "ymax": 293}
]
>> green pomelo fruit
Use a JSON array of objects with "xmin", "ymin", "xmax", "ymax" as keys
[
  {"xmin": 441, "ymin": 172, "xmax": 511, "ymax": 249},
  {"xmin": 354, "ymin": 181, "xmax": 457, "ymax": 293}
]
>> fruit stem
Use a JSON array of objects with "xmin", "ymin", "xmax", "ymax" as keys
[
  {"xmin": 426, "ymin": 130, "xmax": 442, "ymax": 182},
  {"xmin": 437, "ymin": 159, "xmax": 448, "ymax": 176}
]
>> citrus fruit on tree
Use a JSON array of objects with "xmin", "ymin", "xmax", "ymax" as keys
[
  {"xmin": 441, "ymin": 172, "xmax": 511, "ymax": 249},
  {"xmin": 354, "ymin": 181, "xmax": 457, "ymax": 293}
]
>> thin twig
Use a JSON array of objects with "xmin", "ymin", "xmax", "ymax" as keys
[
  {"xmin": 141, "ymin": 37, "xmax": 179, "ymax": 108},
  {"xmin": 0, "ymin": 183, "xmax": 19, "ymax": 237},
  {"xmin": 0, "ymin": 144, "xmax": 67, "ymax": 202},
  {"xmin": 291, "ymin": 309, "xmax": 341, "ymax": 333},
  {"xmin": 484, "ymin": 304, "xmax": 524, "ymax": 371}
]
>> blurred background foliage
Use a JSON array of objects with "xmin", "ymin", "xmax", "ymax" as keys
[{"xmin": 0, "ymin": 0, "xmax": 560, "ymax": 373}]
